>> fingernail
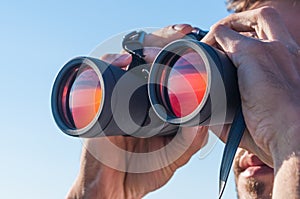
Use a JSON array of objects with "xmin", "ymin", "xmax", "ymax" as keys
[{"xmin": 172, "ymin": 24, "xmax": 191, "ymax": 31}]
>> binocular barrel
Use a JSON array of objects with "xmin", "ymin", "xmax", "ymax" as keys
[
  {"xmin": 51, "ymin": 39, "xmax": 240, "ymax": 138},
  {"xmin": 149, "ymin": 39, "xmax": 240, "ymax": 126},
  {"xmin": 51, "ymin": 57, "xmax": 179, "ymax": 138}
]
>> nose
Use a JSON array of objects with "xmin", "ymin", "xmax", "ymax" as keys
[{"xmin": 239, "ymin": 151, "xmax": 265, "ymax": 169}]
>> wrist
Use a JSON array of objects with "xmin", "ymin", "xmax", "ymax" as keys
[
  {"xmin": 268, "ymin": 103, "xmax": 300, "ymax": 165},
  {"xmin": 270, "ymin": 124, "xmax": 300, "ymax": 169},
  {"xmin": 272, "ymin": 152, "xmax": 300, "ymax": 199},
  {"xmin": 270, "ymin": 123, "xmax": 300, "ymax": 199}
]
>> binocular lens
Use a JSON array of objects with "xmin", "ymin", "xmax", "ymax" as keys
[
  {"xmin": 52, "ymin": 56, "xmax": 179, "ymax": 137},
  {"xmin": 166, "ymin": 50, "xmax": 208, "ymax": 117},
  {"xmin": 61, "ymin": 66, "xmax": 102, "ymax": 129},
  {"xmin": 150, "ymin": 39, "xmax": 239, "ymax": 126},
  {"xmin": 52, "ymin": 40, "xmax": 239, "ymax": 137}
]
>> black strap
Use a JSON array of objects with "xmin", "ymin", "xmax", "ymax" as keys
[
  {"xmin": 218, "ymin": 106, "xmax": 246, "ymax": 198},
  {"xmin": 127, "ymin": 53, "xmax": 146, "ymax": 70},
  {"xmin": 187, "ymin": 27, "xmax": 245, "ymax": 198},
  {"xmin": 122, "ymin": 30, "xmax": 147, "ymax": 70}
]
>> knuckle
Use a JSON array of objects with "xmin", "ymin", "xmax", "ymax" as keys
[
  {"xmin": 218, "ymin": 13, "xmax": 238, "ymax": 27},
  {"xmin": 210, "ymin": 24, "xmax": 226, "ymax": 34},
  {"xmin": 258, "ymin": 6, "xmax": 280, "ymax": 19},
  {"xmin": 227, "ymin": 12, "xmax": 238, "ymax": 21}
]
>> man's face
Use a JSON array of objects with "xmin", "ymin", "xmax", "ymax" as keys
[{"xmin": 233, "ymin": 148, "xmax": 274, "ymax": 199}]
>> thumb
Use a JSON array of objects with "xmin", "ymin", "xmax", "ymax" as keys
[
  {"xmin": 100, "ymin": 53, "xmax": 132, "ymax": 69},
  {"xmin": 144, "ymin": 24, "xmax": 193, "ymax": 48}
]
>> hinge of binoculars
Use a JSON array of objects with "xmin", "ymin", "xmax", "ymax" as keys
[
  {"xmin": 122, "ymin": 30, "xmax": 147, "ymax": 71},
  {"xmin": 122, "ymin": 28, "xmax": 208, "ymax": 78},
  {"xmin": 122, "ymin": 29, "xmax": 245, "ymax": 199}
]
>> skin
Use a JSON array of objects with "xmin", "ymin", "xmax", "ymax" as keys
[
  {"xmin": 66, "ymin": 24, "xmax": 209, "ymax": 199},
  {"xmin": 233, "ymin": 148, "xmax": 274, "ymax": 199},
  {"xmin": 203, "ymin": 1, "xmax": 300, "ymax": 198},
  {"xmin": 67, "ymin": 1, "xmax": 300, "ymax": 198}
]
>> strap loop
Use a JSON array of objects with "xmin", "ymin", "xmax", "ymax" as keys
[{"xmin": 218, "ymin": 106, "xmax": 246, "ymax": 198}]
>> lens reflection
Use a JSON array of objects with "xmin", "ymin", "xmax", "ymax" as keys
[
  {"xmin": 167, "ymin": 51, "xmax": 207, "ymax": 117},
  {"xmin": 67, "ymin": 67, "xmax": 102, "ymax": 129}
]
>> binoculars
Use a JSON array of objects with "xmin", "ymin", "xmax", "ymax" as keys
[{"xmin": 51, "ymin": 31, "xmax": 240, "ymax": 138}]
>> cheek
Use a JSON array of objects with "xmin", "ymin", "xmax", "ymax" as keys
[
  {"xmin": 236, "ymin": 175, "xmax": 247, "ymax": 192},
  {"xmin": 236, "ymin": 176, "xmax": 250, "ymax": 198},
  {"xmin": 236, "ymin": 173, "xmax": 274, "ymax": 198}
]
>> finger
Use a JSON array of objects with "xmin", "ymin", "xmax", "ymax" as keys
[
  {"xmin": 144, "ymin": 24, "xmax": 193, "ymax": 48},
  {"xmin": 171, "ymin": 126, "xmax": 209, "ymax": 168},
  {"xmin": 219, "ymin": 6, "xmax": 298, "ymax": 46},
  {"xmin": 240, "ymin": 31, "xmax": 258, "ymax": 38},
  {"xmin": 143, "ymin": 47, "xmax": 162, "ymax": 63},
  {"xmin": 209, "ymin": 124, "xmax": 230, "ymax": 143},
  {"xmin": 220, "ymin": 25, "xmax": 299, "ymax": 79},
  {"xmin": 205, "ymin": 24, "xmax": 300, "ymax": 81},
  {"xmin": 203, "ymin": 24, "xmax": 254, "ymax": 62},
  {"xmin": 100, "ymin": 53, "xmax": 132, "ymax": 69},
  {"xmin": 210, "ymin": 124, "xmax": 274, "ymax": 167}
]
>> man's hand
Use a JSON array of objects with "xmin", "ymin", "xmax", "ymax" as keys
[
  {"xmin": 203, "ymin": 6, "xmax": 300, "ymax": 199},
  {"xmin": 67, "ymin": 127, "xmax": 208, "ymax": 199},
  {"xmin": 66, "ymin": 24, "xmax": 209, "ymax": 199}
]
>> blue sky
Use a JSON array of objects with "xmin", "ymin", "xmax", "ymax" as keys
[{"xmin": 0, "ymin": 0, "xmax": 238, "ymax": 198}]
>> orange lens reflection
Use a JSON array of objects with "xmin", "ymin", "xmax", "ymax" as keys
[
  {"xmin": 69, "ymin": 68, "xmax": 102, "ymax": 129},
  {"xmin": 167, "ymin": 51, "xmax": 207, "ymax": 117}
]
